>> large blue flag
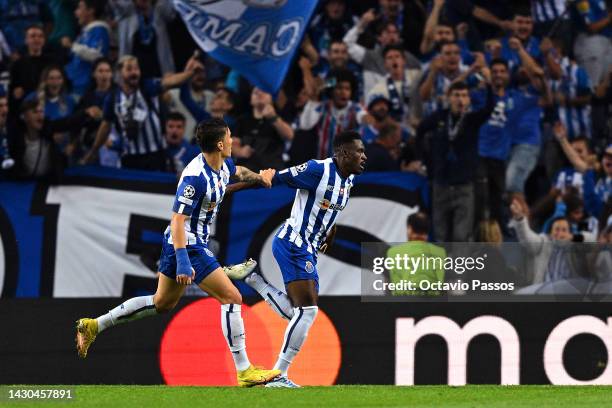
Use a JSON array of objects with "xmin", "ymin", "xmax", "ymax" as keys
[{"xmin": 174, "ymin": 0, "xmax": 319, "ymax": 94}]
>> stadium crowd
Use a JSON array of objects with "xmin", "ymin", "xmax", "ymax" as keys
[{"xmin": 0, "ymin": 0, "xmax": 611, "ymax": 273}]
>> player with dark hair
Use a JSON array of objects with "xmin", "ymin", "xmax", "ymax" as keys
[
  {"xmin": 225, "ymin": 130, "xmax": 367, "ymax": 387},
  {"xmin": 385, "ymin": 211, "xmax": 446, "ymax": 297},
  {"xmin": 76, "ymin": 118, "xmax": 281, "ymax": 387},
  {"xmin": 407, "ymin": 212, "xmax": 430, "ymax": 236}
]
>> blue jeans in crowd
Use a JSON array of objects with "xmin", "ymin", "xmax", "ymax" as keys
[{"xmin": 506, "ymin": 144, "xmax": 540, "ymax": 194}]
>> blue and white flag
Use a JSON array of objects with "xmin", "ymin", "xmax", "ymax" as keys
[{"xmin": 174, "ymin": 0, "xmax": 319, "ymax": 94}]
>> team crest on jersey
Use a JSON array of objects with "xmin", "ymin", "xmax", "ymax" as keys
[
  {"xmin": 204, "ymin": 248, "xmax": 214, "ymax": 257},
  {"xmin": 296, "ymin": 163, "xmax": 308, "ymax": 173},
  {"xmin": 206, "ymin": 201, "xmax": 217, "ymax": 211},
  {"xmin": 305, "ymin": 261, "xmax": 314, "ymax": 273},
  {"xmin": 326, "ymin": 185, "xmax": 334, "ymax": 192},
  {"xmin": 339, "ymin": 187, "xmax": 345, "ymax": 196},
  {"xmin": 183, "ymin": 185, "xmax": 196, "ymax": 198}
]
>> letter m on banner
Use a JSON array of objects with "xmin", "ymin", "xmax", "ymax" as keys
[
  {"xmin": 174, "ymin": 0, "xmax": 319, "ymax": 94},
  {"xmin": 395, "ymin": 316, "xmax": 520, "ymax": 385}
]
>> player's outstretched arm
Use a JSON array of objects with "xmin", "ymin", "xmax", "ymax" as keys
[
  {"xmin": 170, "ymin": 212, "xmax": 195, "ymax": 285},
  {"xmin": 232, "ymin": 166, "xmax": 275, "ymax": 188}
]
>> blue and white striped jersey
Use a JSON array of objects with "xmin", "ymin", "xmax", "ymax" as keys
[
  {"xmin": 164, "ymin": 155, "xmax": 236, "ymax": 246},
  {"xmin": 548, "ymin": 57, "xmax": 592, "ymax": 139},
  {"xmin": 274, "ymin": 158, "xmax": 354, "ymax": 255},
  {"xmin": 532, "ymin": 0, "xmax": 568, "ymax": 23},
  {"xmin": 103, "ymin": 79, "xmax": 166, "ymax": 156},
  {"xmin": 554, "ymin": 167, "xmax": 584, "ymax": 194}
]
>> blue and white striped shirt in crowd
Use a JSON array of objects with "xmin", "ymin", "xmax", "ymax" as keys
[
  {"xmin": 103, "ymin": 79, "xmax": 166, "ymax": 156},
  {"xmin": 299, "ymin": 100, "xmax": 365, "ymax": 159},
  {"xmin": 164, "ymin": 155, "xmax": 236, "ymax": 246},
  {"xmin": 595, "ymin": 176, "xmax": 612, "ymax": 204},
  {"xmin": 531, "ymin": 0, "xmax": 568, "ymax": 23},
  {"xmin": 554, "ymin": 167, "xmax": 584, "ymax": 195},
  {"xmin": 549, "ymin": 57, "xmax": 592, "ymax": 139},
  {"xmin": 545, "ymin": 244, "xmax": 572, "ymax": 282},
  {"xmin": 274, "ymin": 158, "xmax": 354, "ymax": 255}
]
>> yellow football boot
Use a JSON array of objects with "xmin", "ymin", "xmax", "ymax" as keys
[
  {"xmin": 75, "ymin": 318, "xmax": 98, "ymax": 358},
  {"xmin": 237, "ymin": 365, "xmax": 281, "ymax": 387}
]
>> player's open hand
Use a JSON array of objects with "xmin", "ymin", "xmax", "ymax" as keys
[
  {"xmin": 510, "ymin": 198, "xmax": 525, "ymax": 221},
  {"xmin": 259, "ymin": 168, "xmax": 276, "ymax": 188},
  {"xmin": 508, "ymin": 37, "xmax": 523, "ymax": 51},
  {"xmin": 360, "ymin": 9, "xmax": 376, "ymax": 28},
  {"xmin": 553, "ymin": 122, "xmax": 567, "ymax": 141},
  {"xmin": 185, "ymin": 55, "xmax": 204, "ymax": 75},
  {"xmin": 176, "ymin": 268, "xmax": 195, "ymax": 285}
]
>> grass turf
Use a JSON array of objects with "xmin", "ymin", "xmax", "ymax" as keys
[{"xmin": 3, "ymin": 385, "xmax": 612, "ymax": 407}]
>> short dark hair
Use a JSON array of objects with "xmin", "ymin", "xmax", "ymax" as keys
[
  {"xmin": 490, "ymin": 58, "xmax": 509, "ymax": 69},
  {"xmin": 550, "ymin": 36, "xmax": 566, "ymax": 55},
  {"xmin": 167, "ymin": 111, "xmax": 186, "ymax": 123},
  {"xmin": 563, "ymin": 190, "xmax": 584, "ymax": 214},
  {"xmin": 217, "ymin": 86, "xmax": 236, "ymax": 107},
  {"xmin": 375, "ymin": 20, "xmax": 398, "ymax": 36},
  {"xmin": 327, "ymin": 68, "xmax": 357, "ymax": 97},
  {"xmin": 195, "ymin": 118, "xmax": 228, "ymax": 153},
  {"xmin": 20, "ymin": 98, "xmax": 41, "ymax": 114},
  {"xmin": 92, "ymin": 57, "xmax": 112, "ymax": 71},
  {"xmin": 448, "ymin": 81, "xmax": 469, "ymax": 94},
  {"xmin": 513, "ymin": 6, "xmax": 532, "ymax": 18},
  {"xmin": 571, "ymin": 135, "xmax": 590, "ymax": 149},
  {"xmin": 382, "ymin": 43, "xmax": 405, "ymax": 59},
  {"xmin": 329, "ymin": 39, "xmax": 346, "ymax": 49},
  {"xmin": 378, "ymin": 122, "xmax": 399, "ymax": 141},
  {"xmin": 333, "ymin": 130, "xmax": 361, "ymax": 152},
  {"xmin": 25, "ymin": 23, "xmax": 44, "ymax": 35},
  {"xmin": 81, "ymin": 0, "xmax": 105, "ymax": 18},
  {"xmin": 437, "ymin": 19, "xmax": 454, "ymax": 29},
  {"xmin": 407, "ymin": 212, "xmax": 429, "ymax": 235},
  {"xmin": 439, "ymin": 40, "xmax": 459, "ymax": 51}
]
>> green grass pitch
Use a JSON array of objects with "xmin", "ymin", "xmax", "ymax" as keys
[{"xmin": 3, "ymin": 385, "xmax": 612, "ymax": 407}]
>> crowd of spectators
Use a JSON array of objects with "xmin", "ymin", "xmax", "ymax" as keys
[{"xmin": 0, "ymin": 0, "xmax": 610, "ymax": 260}]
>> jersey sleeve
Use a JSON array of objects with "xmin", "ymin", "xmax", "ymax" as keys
[
  {"xmin": 576, "ymin": 67, "xmax": 592, "ymax": 95},
  {"xmin": 224, "ymin": 157, "xmax": 237, "ymax": 177},
  {"xmin": 172, "ymin": 174, "xmax": 207, "ymax": 216},
  {"xmin": 72, "ymin": 26, "xmax": 109, "ymax": 62},
  {"xmin": 102, "ymin": 92, "xmax": 115, "ymax": 122},
  {"xmin": 143, "ymin": 78, "xmax": 164, "ymax": 97},
  {"xmin": 273, "ymin": 160, "xmax": 323, "ymax": 190}
]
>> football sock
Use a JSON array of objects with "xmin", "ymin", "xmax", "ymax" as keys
[
  {"xmin": 96, "ymin": 295, "xmax": 157, "ymax": 333},
  {"xmin": 221, "ymin": 304, "xmax": 251, "ymax": 372},
  {"xmin": 245, "ymin": 273, "xmax": 294, "ymax": 320},
  {"xmin": 274, "ymin": 306, "xmax": 318, "ymax": 376}
]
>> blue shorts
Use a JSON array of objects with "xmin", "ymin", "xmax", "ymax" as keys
[
  {"xmin": 272, "ymin": 236, "xmax": 319, "ymax": 291},
  {"xmin": 158, "ymin": 241, "xmax": 221, "ymax": 284}
]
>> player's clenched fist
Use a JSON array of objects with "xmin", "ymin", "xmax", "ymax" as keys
[
  {"xmin": 259, "ymin": 168, "xmax": 276, "ymax": 188},
  {"xmin": 175, "ymin": 248, "xmax": 195, "ymax": 285}
]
